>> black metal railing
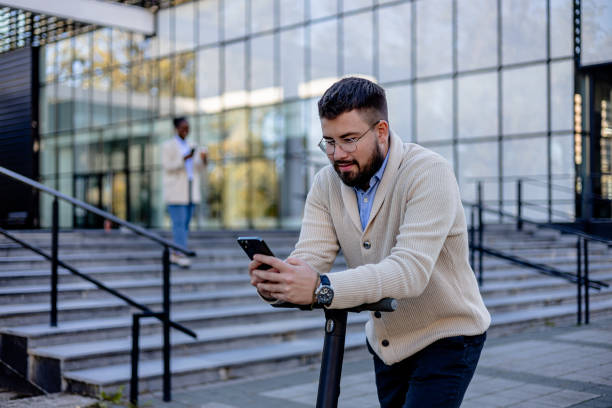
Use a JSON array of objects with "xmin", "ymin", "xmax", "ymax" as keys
[
  {"xmin": 0, "ymin": 166, "xmax": 197, "ymax": 403},
  {"xmin": 466, "ymin": 180, "xmax": 611, "ymax": 325}
]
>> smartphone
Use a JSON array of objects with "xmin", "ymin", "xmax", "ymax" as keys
[{"xmin": 237, "ymin": 236, "xmax": 275, "ymax": 270}]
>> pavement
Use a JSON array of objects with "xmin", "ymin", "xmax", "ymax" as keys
[{"xmin": 135, "ymin": 317, "xmax": 612, "ymax": 408}]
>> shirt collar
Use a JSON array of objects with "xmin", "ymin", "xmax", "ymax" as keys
[{"xmin": 355, "ymin": 148, "xmax": 391, "ymax": 193}]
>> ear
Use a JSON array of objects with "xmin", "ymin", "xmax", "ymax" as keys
[{"xmin": 376, "ymin": 120, "xmax": 389, "ymax": 144}]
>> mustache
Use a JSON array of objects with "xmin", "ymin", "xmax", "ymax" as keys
[{"xmin": 334, "ymin": 160, "xmax": 357, "ymax": 166}]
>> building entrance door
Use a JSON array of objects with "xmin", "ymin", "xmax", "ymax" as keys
[
  {"xmin": 577, "ymin": 64, "xmax": 612, "ymax": 232},
  {"xmin": 73, "ymin": 170, "xmax": 128, "ymax": 228}
]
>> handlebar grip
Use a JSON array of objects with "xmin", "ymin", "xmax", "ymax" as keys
[
  {"xmin": 271, "ymin": 298, "xmax": 397, "ymax": 313},
  {"xmin": 345, "ymin": 298, "xmax": 397, "ymax": 313}
]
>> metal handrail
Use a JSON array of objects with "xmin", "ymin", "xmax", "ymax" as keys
[
  {"xmin": 0, "ymin": 227, "xmax": 197, "ymax": 337},
  {"xmin": 0, "ymin": 165, "xmax": 197, "ymax": 402},
  {"xmin": 466, "ymin": 181, "xmax": 611, "ymax": 325},
  {"xmin": 0, "ymin": 166, "xmax": 195, "ymax": 256}
]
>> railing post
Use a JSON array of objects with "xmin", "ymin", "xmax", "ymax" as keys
[
  {"xmin": 583, "ymin": 239, "xmax": 590, "ymax": 324},
  {"xmin": 130, "ymin": 314, "xmax": 140, "ymax": 406},
  {"xmin": 576, "ymin": 237, "xmax": 582, "ymax": 325},
  {"xmin": 477, "ymin": 182, "xmax": 484, "ymax": 286},
  {"xmin": 51, "ymin": 197, "xmax": 59, "ymax": 327},
  {"xmin": 162, "ymin": 246, "xmax": 171, "ymax": 402},
  {"xmin": 517, "ymin": 179, "xmax": 523, "ymax": 231}
]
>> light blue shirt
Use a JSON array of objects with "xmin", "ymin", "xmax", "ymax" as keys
[
  {"xmin": 354, "ymin": 149, "xmax": 390, "ymax": 230},
  {"xmin": 174, "ymin": 135, "xmax": 194, "ymax": 180}
]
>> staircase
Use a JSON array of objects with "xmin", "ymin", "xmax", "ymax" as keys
[{"xmin": 1, "ymin": 225, "xmax": 611, "ymax": 400}]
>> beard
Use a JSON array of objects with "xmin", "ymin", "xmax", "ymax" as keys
[{"xmin": 333, "ymin": 142, "xmax": 385, "ymax": 190}]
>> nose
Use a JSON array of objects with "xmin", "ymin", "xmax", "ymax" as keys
[{"xmin": 332, "ymin": 145, "xmax": 350, "ymax": 161}]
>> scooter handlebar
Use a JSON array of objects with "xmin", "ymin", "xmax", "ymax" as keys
[{"xmin": 272, "ymin": 297, "xmax": 397, "ymax": 313}]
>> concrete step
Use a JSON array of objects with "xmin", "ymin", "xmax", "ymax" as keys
[
  {"xmin": 63, "ymin": 331, "xmax": 367, "ymax": 397},
  {"xmin": 479, "ymin": 254, "xmax": 612, "ymax": 272},
  {"xmin": 1, "ymin": 303, "xmax": 310, "ymax": 347},
  {"xmin": 29, "ymin": 314, "xmax": 369, "ymax": 376}
]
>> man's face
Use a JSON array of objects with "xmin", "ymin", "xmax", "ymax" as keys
[
  {"xmin": 176, "ymin": 121, "xmax": 190, "ymax": 139},
  {"xmin": 320, "ymin": 110, "xmax": 389, "ymax": 190}
]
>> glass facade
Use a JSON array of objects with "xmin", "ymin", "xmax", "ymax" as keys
[{"xmin": 38, "ymin": 0, "xmax": 583, "ymax": 229}]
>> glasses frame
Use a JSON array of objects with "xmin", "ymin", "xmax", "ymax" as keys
[{"xmin": 318, "ymin": 120, "xmax": 382, "ymax": 155}]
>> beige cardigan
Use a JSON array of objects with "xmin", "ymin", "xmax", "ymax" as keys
[
  {"xmin": 290, "ymin": 132, "xmax": 490, "ymax": 365},
  {"xmin": 161, "ymin": 138, "xmax": 205, "ymax": 205}
]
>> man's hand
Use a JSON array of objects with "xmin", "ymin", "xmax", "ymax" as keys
[{"xmin": 251, "ymin": 255, "xmax": 319, "ymax": 305}]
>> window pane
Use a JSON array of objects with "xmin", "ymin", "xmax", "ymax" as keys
[
  {"xmin": 458, "ymin": 141, "xmax": 499, "ymax": 202},
  {"xmin": 157, "ymin": 8, "xmax": 172, "ymax": 56},
  {"xmin": 311, "ymin": 0, "xmax": 338, "ymax": 20},
  {"xmin": 502, "ymin": 64, "xmax": 547, "ymax": 135},
  {"xmin": 112, "ymin": 29, "xmax": 130, "ymax": 66},
  {"xmin": 310, "ymin": 19, "xmax": 338, "ymax": 83},
  {"xmin": 251, "ymin": 34, "xmax": 278, "ymax": 106},
  {"xmin": 416, "ymin": 0, "xmax": 452, "ymax": 77},
  {"xmin": 416, "ymin": 79, "xmax": 452, "ymax": 143},
  {"xmin": 198, "ymin": 0, "xmax": 219, "ymax": 45},
  {"xmin": 503, "ymin": 136, "xmax": 548, "ymax": 219},
  {"xmin": 57, "ymin": 38, "xmax": 71, "ymax": 82},
  {"xmin": 343, "ymin": 11, "xmax": 373, "ymax": 76},
  {"xmin": 92, "ymin": 70, "xmax": 110, "ymax": 127},
  {"xmin": 175, "ymin": 2, "xmax": 195, "ymax": 53},
  {"xmin": 551, "ymin": 60, "xmax": 573, "ymax": 132},
  {"xmin": 131, "ymin": 61, "xmax": 154, "ymax": 120},
  {"xmin": 379, "ymin": 3, "xmax": 412, "ymax": 82},
  {"xmin": 197, "ymin": 47, "xmax": 220, "ymax": 113},
  {"xmin": 73, "ymin": 33, "xmax": 91, "ymax": 76},
  {"xmin": 550, "ymin": 0, "xmax": 573, "ymax": 58},
  {"xmin": 111, "ymin": 66, "xmax": 130, "ymax": 123},
  {"xmin": 386, "ymin": 84, "xmax": 412, "ymax": 142},
  {"xmin": 280, "ymin": 0, "xmax": 304, "ymax": 27},
  {"xmin": 93, "ymin": 28, "xmax": 111, "ymax": 71},
  {"xmin": 223, "ymin": 109, "xmax": 248, "ymax": 158},
  {"xmin": 252, "ymin": 0, "xmax": 275, "ymax": 33},
  {"xmin": 159, "ymin": 57, "xmax": 173, "ymax": 116},
  {"xmin": 581, "ymin": 0, "xmax": 612, "ymax": 66},
  {"xmin": 551, "ymin": 134, "xmax": 575, "ymax": 221},
  {"xmin": 40, "ymin": 84, "xmax": 56, "ymax": 134},
  {"xmin": 74, "ymin": 76, "xmax": 90, "ymax": 129},
  {"xmin": 224, "ymin": 0, "xmax": 246, "ymax": 40},
  {"xmin": 457, "ymin": 0, "xmax": 497, "ymax": 71},
  {"xmin": 342, "ymin": 0, "xmax": 372, "ymax": 13},
  {"xmin": 281, "ymin": 28, "xmax": 305, "ymax": 100},
  {"xmin": 175, "ymin": 52, "xmax": 196, "ymax": 115},
  {"xmin": 42, "ymin": 44, "xmax": 57, "ymax": 83},
  {"xmin": 458, "ymin": 72, "xmax": 498, "ymax": 139},
  {"xmin": 502, "ymin": 0, "xmax": 546, "ymax": 64},
  {"xmin": 57, "ymin": 82, "xmax": 73, "ymax": 132},
  {"xmin": 224, "ymin": 42, "xmax": 246, "ymax": 109}
]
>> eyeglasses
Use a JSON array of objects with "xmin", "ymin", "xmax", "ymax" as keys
[{"xmin": 318, "ymin": 120, "xmax": 381, "ymax": 155}]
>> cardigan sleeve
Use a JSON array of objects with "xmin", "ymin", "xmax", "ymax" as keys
[
  {"xmin": 289, "ymin": 170, "xmax": 340, "ymax": 274},
  {"xmin": 326, "ymin": 161, "xmax": 461, "ymax": 309}
]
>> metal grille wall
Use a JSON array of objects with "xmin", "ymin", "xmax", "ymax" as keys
[{"xmin": 0, "ymin": 46, "xmax": 38, "ymax": 228}]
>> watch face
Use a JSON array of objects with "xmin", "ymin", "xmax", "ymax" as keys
[{"xmin": 317, "ymin": 286, "xmax": 334, "ymax": 305}]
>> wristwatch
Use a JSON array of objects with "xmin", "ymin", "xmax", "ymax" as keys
[{"xmin": 315, "ymin": 274, "xmax": 334, "ymax": 306}]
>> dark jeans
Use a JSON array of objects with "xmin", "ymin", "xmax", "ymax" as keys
[{"xmin": 367, "ymin": 332, "xmax": 486, "ymax": 408}]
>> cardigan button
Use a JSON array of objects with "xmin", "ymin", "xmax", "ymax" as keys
[
  {"xmin": 374, "ymin": 311, "xmax": 382, "ymax": 318},
  {"xmin": 382, "ymin": 339, "xmax": 389, "ymax": 347},
  {"xmin": 363, "ymin": 241, "xmax": 371, "ymax": 249}
]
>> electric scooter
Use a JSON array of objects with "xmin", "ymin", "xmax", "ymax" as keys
[{"xmin": 273, "ymin": 298, "xmax": 397, "ymax": 408}]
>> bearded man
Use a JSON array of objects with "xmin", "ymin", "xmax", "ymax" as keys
[{"xmin": 248, "ymin": 77, "xmax": 490, "ymax": 408}]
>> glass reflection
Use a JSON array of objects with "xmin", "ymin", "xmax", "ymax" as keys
[
  {"xmin": 502, "ymin": 0, "xmax": 546, "ymax": 65},
  {"xmin": 343, "ymin": 11, "xmax": 373, "ymax": 76},
  {"xmin": 581, "ymin": 0, "xmax": 612, "ymax": 66},
  {"xmin": 458, "ymin": 72, "xmax": 498, "ymax": 139},
  {"xmin": 416, "ymin": 79, "xmax": 452, "ymax": 143},
  {"xmin": 379, "ymin": 3, "xmax": 412, "ymax": 82},
  {"xmin": 416, "ymin": 0, "xmax": 452, "ymax": 77},
  {"xmin": 281, "ymin": 28, "xmax": 305, "ymax": 100},
  {"xmin": 502, "ymin": 65, "xmax": 547, "ymax": 135},
  {"xmin": 198, "ymin": 0, "xmax": 219, "ymax": 45},
  {"xmin": 457, "ymin": 0, "xmax": 497, "ymax": 71}
]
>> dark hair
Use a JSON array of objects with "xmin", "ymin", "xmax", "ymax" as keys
[
  {"xmin": 173, "ymin": 117, "xmax": 188, "ymax": 128},
  {"xmin": 318, "ymin": 77, "xmax": 388, "ymax": 123}
]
